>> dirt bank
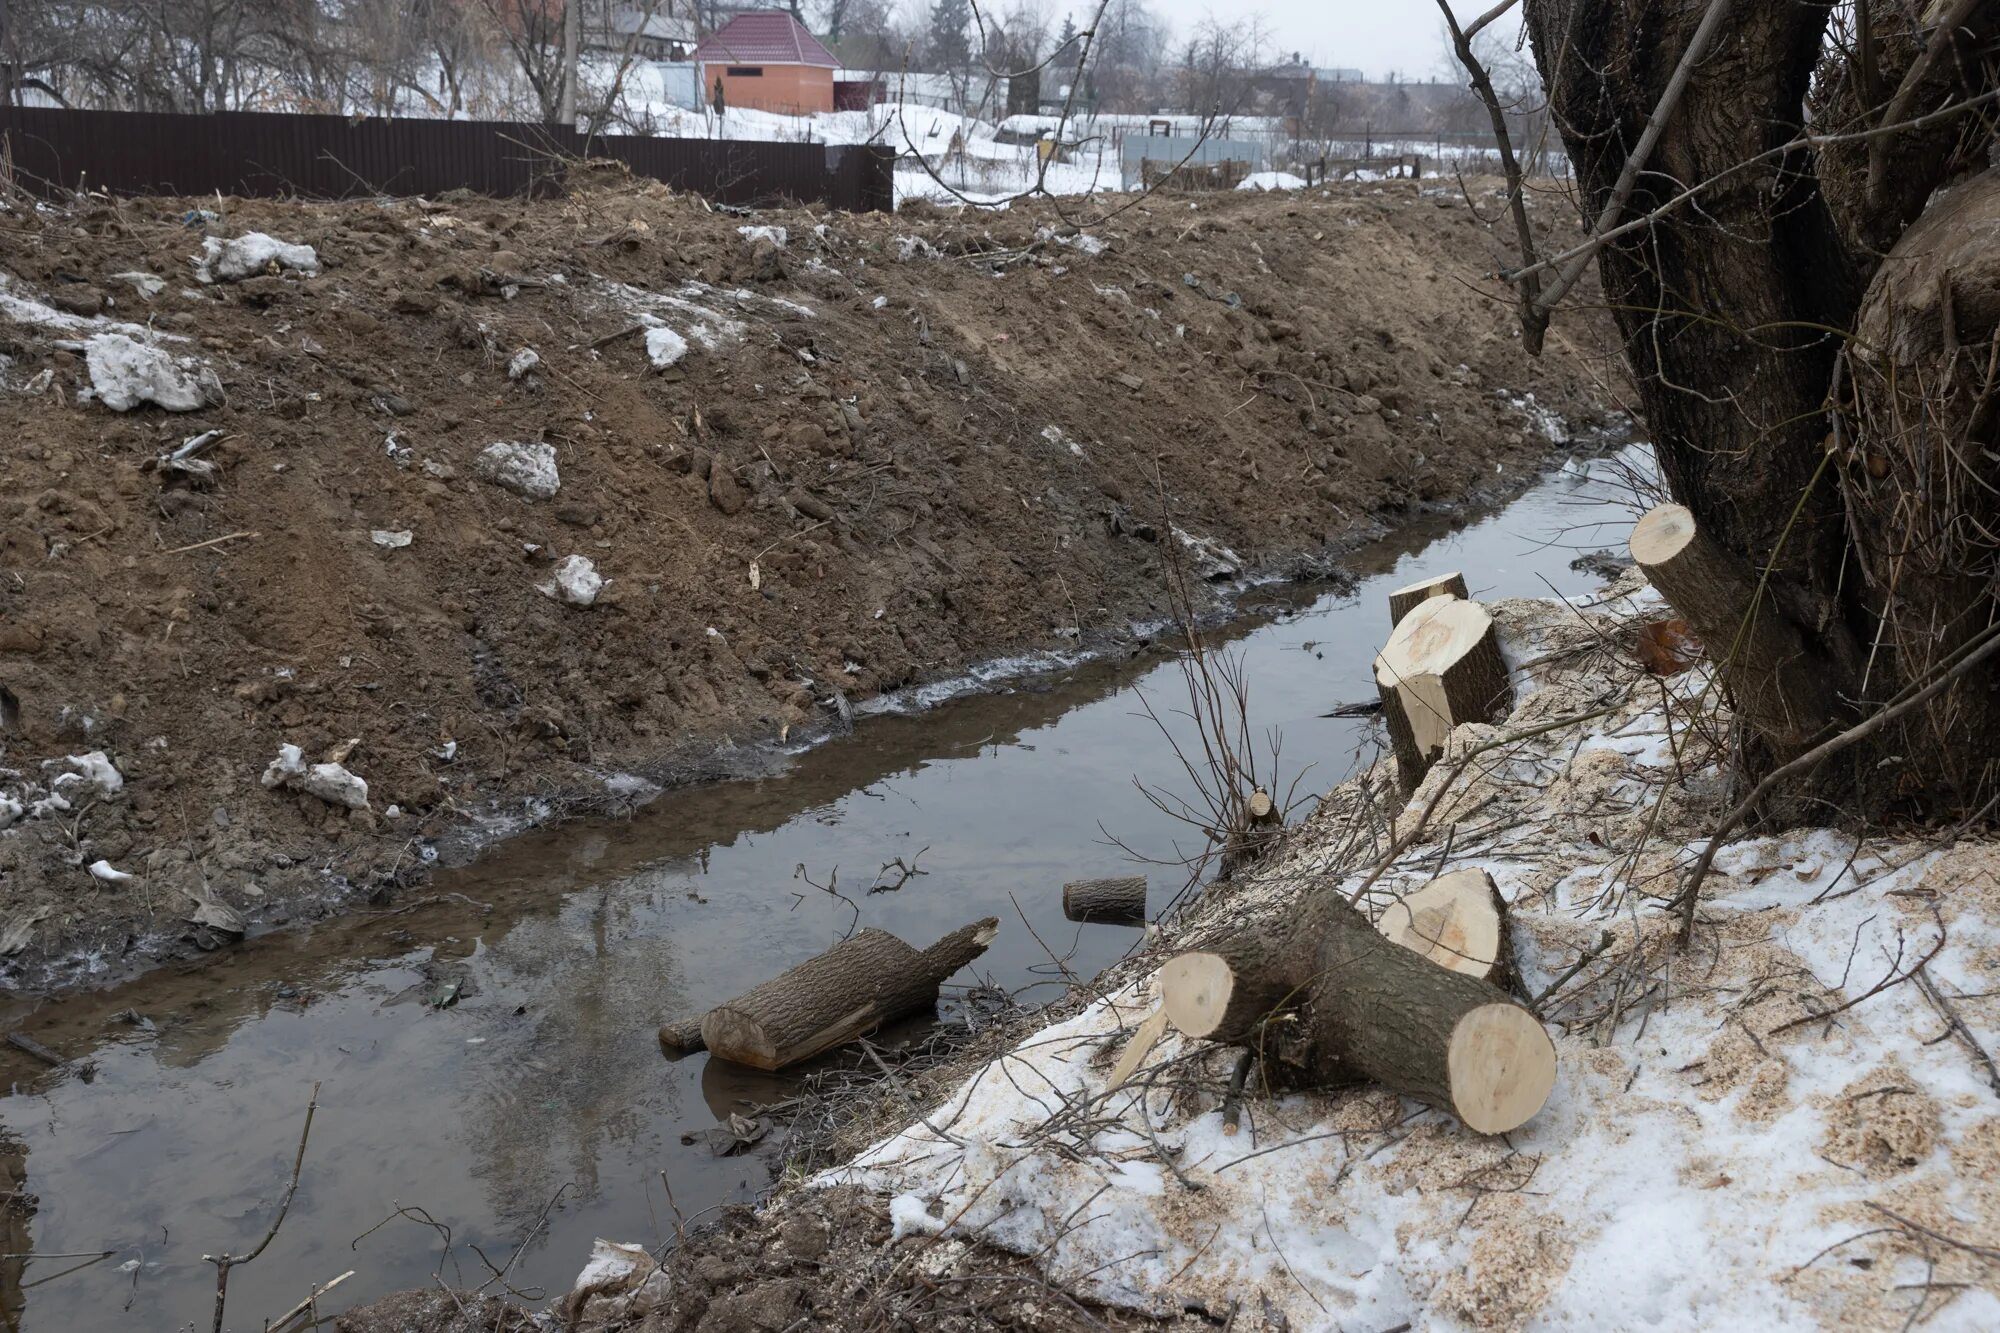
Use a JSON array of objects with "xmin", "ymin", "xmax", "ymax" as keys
[{"xmin": 0, "ymin": 173, "xmax": 1613, "ymax": 988}]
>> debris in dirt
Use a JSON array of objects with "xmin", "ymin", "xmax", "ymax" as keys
[
  {"xmin": 185, "ymin": 885, "xmax": 247, "ymax": 936},
  {"xmin": 0, "ymin": 796, "xmax": 22, "ymax": 831},
  {"xmin": 737, "ymin": 224, "xmax": 789, "ymax": 248},
  {"xmin": 1182, "ymin": 271, "xmax": 1241, "ymax": 306},
  {"xmin": 505, "ymin": 347, "xmax": 541, "ymax": 380},
  {"xmin": 109, "ymin": 271, "xmax": 167, "ymax": 299},
  {"xmin": 260, "ymin": 743, "xmax": 370, "ymax": 810},
  {"xmin": 58, "ymin": 751, "xmax": 123, "ymax": 795},
  {"xmin": 194, "ymin": 232, "xmax": 321, "ymax": 284},
  {"xmin": 83, "ymin": 332, "xmax": 220, "ymax": 412},
  {"xmin": 893, "ymin": 235, "xmax": 941, "ymax": 262},
  {"xmin": 370, "ymin": 529, "xmax": 414, "ymax": 549},
  {"xmin": 1040, "ymin": 423, "xmax": 1084, "ymax": 457},
  {"xmin": 539, "ymin": 554, "xmax": 604, "ymax": 607},
  {"xmin": 87, "ymin": 859, "xmax": 133, "ymax": 884},
  {"xmin": 1634, "ymin": 617, "xmax": 1700, "ymax": 676},
  {"xmin": 559, "ymin": 1238, "xmax": 670, "ymax": 1326},
  {"xmin": 644, "ymin": 325, "xmax": 688, "ymax": 368},
  {"xmin": 1172, "ymin": 526, "xmax": 1242, "ymax": 580},
  {"xmin": 153, "ymin": 428, "xmax": 224, "ymax": 487},
  {"xmin": 473, "ymin": 440, "xmax": 560, "ymax": 499}
]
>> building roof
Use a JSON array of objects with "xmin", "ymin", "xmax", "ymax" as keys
[{"xmin": 691, "ymin": 11, "xmax": 839, "ymax": 68}]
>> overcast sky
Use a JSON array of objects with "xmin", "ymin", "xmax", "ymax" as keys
[{"xmin": 1137, "ymin": 1, "xmax": 1468, "ymax": 83}]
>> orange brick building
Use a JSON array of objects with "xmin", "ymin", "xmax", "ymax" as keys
[{"xmin": 692, "ymin": 12, "xmax": 840, "ymax": 117}]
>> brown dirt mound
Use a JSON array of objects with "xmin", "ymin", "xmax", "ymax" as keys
[{"xmin": 0, "ymin": 177, "xmax": 1613, "ymax": 988}]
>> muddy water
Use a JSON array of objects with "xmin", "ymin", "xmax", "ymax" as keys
[{"xmin": 0, "ymin": 446, "xmax": 1648, "ymax": 1330}]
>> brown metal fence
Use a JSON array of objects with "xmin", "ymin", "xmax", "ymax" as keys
[{"xmin": 0, "ymin": 106, "xmax": 894, "ymax": 211}]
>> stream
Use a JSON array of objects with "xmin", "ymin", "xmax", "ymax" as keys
[{"xmin": 0, "ymin": 444, "xmax": 1649, "ymax": 1330}]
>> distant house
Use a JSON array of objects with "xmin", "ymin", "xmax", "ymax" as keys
[
  {"xmin": 692, "ymin": 11, "xmax": 840, "ymax": 115},
  {"xmin": 593, "ymin": 7, "xmax": 699, "ymax": 61}
]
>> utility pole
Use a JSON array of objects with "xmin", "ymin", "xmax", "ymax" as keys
[{"xmin": 560, "ymin": 0, "xmax": 580, "ymax": 125}]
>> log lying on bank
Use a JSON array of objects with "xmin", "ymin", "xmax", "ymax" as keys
[
  {"xmin": 1387, "ymin": 570, "xmax": 1470, "ymax": 627},
  {"xmin": 1161, "ymin": 885, "xmax": 1553, "ymax": 1134},
  {"xmin": 1373, "ymin": 595, "xmax": 1512, "ymax": 790},
  {"xmin": 691, "ymin": 918, "xmax": 999, "ymax": 1071},
  {"xmin": 1627, "ymin": 503, "xmax": 1828, "ymax": 751},
  {"xmin": 1374, "ymin": 867, "xmax": 1514, "ymax": 990},
  {"xmin": 657, "ymin": 1016, "xmax": 707, "ymax": 1055},
  {"xmin": 1063, "ymin": 875, "xmax": 1148, "ymax": 926}
]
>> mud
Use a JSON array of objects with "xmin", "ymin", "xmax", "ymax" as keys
[{"xmin": 0, "ymin": 173, "xmax": 1613, "ymax": 988}]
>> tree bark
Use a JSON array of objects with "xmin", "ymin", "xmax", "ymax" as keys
[
  {"xmin": 699, "ymin": 918, "xmax": 998, "ymax": 1070},
  {"xmin": 1062, "ymin": 876, "xmax": 1148, "ymax": 926},
  {"xmin": 1521, "ymin": 0, "xmax": 2000, "ymax": 817}
]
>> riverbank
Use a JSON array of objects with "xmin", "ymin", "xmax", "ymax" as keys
[
  {"xmin": 0, "ymin": 174, "xmax": 1615, "ymax": 992},
  {"xmin": 472, "ymin": 574, "xmax": 2000, "ymax": 1333}
]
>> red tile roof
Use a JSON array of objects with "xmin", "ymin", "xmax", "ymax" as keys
[{"xmin": 691, "ymin": 12, "xmax": 839, "ymax": 68}]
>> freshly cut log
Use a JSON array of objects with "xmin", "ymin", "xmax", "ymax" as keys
[
  {"xmin": 1388, "ymin": 570, "xmax": 1470, "ymax": 626},
  {"xmin": 1062, "ymin": 875, "xmax": 1148, "ymax": 926},
  {"xmin": 1307, "ymin": 900, "xmax": 1554, "ymax": 1133},
  {"xmin": 657, "ymin": 1016, "xmax": 707, "ymax": 1057},
  {"xmin": 1246, "ymin": 787, "xmax": 1279, "ymax": 827},
  {"xmin": 1161, "ymin": 895, "xmax": 1556, "ymax": 1133},
  {"xmin": 1374, "ymin": 868, "xmax": 1515, "ymax": 992},
  {"xmin": 700, "ymin": 918, "xmax": 998, "ymax": 1071},
  {"xmin": 1160, "ymin": 929, "xmax": 1314, "ymax": 1045},
  {"xmin": 1373, "ymin": 596, "xmax": 1512, "ymax": 790},
  {"xmin": 1628, "ymin": 503, "xmax": 1829, "ymax": 750}
]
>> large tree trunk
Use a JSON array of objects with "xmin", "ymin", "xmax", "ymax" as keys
[{"xmin": 1522, "ymin": 0, "xmax": 2000, "ymax": 819}]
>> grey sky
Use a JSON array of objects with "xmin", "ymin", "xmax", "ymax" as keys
[{"xmin": 1140, "ymin": 1, "xmax": 1471, "ymax": 83}]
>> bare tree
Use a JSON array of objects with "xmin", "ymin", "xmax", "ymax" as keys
[{"xmin": 1459, "ymin": 1, "xmax": 2000, "ymax": 838}]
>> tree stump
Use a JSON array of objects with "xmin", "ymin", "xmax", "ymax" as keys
[
  {"xmin": 1062, "ymin": 876, "xmax": 1148, "ymax": 926},
  {"xmin": 1373, "ymin": 868, "xmax": 1516, "ymax": 992},
  {"xmin": 1373, "ymin": 596, "xmax": 1512, "ymax": 791},
  {"xmin": 696, "ymin": 918, "xmax": 998, "ymax": 1071},
  {"xmin": 1388, "ymin": 570, "xmax": 1470, "ymax": 626}
]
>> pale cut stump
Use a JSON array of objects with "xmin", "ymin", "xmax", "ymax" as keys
[
  {"xmin": 1374, "ymin": 867, "xmax": 1517, "ymax": 993},
  {"xmin": 1373, "ymin": 595, "xmax": 1512, "ymax": 791},
  {"xmin": 1387, "ymin": 570, "xmax": 1470, "ymax": 626}
]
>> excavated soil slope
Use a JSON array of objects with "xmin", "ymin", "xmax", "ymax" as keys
[{"xmin": 0, "ymin": 173, "xmax": 1612, "ymax": 987}]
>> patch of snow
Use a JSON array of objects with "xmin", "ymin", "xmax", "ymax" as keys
[
  {"xmin": 83, "ymin": 332, "xmax": 220, "ymax": 412},
  {"xmin": 370, "ymin": 529, "xmax": 413, "ymax": 549},
  {"xmin": 644, "ymin": 326, "xmax": 688, "ymax": 369},
  {"xmin": 1238, "ymin": 170, "xmax": 1309, "ymax": 191},
  {"xmin": 893, "ymin": 235, "xmax": 941, "ymax": 262},
  {"xmin": 58, "ymin": 751, "xmax": 123, "ymax": 794},
  {"xmin": 474, "ymin": 441, "xmax": 560, "ymax": 500},
  {"xmin": 506, "ymin": 347, "xmax": 541, "ymax": 379},
  {"xmin": 539, "ymin": 554, "xmax": 604, "ymax": 607},
  {"xmin": 737, "ymin": 224, "xmax": 788, "ymax": 247},
  {"xmin": 260, "ymin": 743, "xmax": 369, "ymax": 810},
  {"xmin": 87, "ymin": 860, "xmax": 133, "ymax": 883},
  {"xmin": 194, "ymin": 232, "xmax": 320, "ymax": 284}
]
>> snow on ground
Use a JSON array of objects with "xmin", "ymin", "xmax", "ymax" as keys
[
  {"xmin": 819, "ymin": 583, "xmax": 2000, "ymax": 1331},
  {"xmin": 1239, "ymin": 171, "xmax": 1309, "ymax": 192}
]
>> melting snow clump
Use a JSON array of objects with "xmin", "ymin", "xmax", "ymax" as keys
[
  {"xmin": 194, "ymin": 232, "xmax": 321, "ymax": 283},
  {"xmin": 737, "ymin": 224, "xmax": 788, "ymax": 247},
  {"xmin": 644, "ymin": 327, "xmax": 688, "ymax": 369},
  {"xmin": 84, "ymin": 333, "xmax": 219, "ymax": 412},
  {"xmin": 507, "ymin": 347, "xmax": 541, "ymax": 379},
  {"xmin": 260, "ymin": 743, "xmax": 370, "ymax": 809},
  {"xmin": 540, "ymin": 554, "xmax": 605, "ymax": 607},
  {"xmin": 474, "ymin": 441, "xmax": 560, "ymax": 499}
]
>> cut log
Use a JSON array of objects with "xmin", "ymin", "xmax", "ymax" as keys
[
  {"xmin": 657, "ymin": 1016, "xmax": 708, "ymax": 1057},
  {"xmin": 1628, "ymin": 503, "xmax": 1831, "ymax": 751},
  {"xmin": 1373, "ymin": 596, "xmax": 1512, "ymax": 791},
  {"xmin": 1161, "ymin": 928, "xmax": 1316, "ymax": 1045},
  {"xmin": 700, "ymin": 918, "xmax": 998, "ymax": 1071},
  {"xmin": 1388, "ymin": 570, "xmax": 1470, "ymax": 626},
  {"xmin": 1374, "ymin": 868, "xmax": 1515, "ymax": 992},
  {"xmin": 1062, "ymin": 875, "xmax": 1148, "ymax": 926},
  {"xmin": 1246, "ymin": 787, "xmax": 1279, "ymax": 827},
  {"xmin": 1161, "ymin": 894, "xmax": 1555, "ymax": 1133},
  {"xmin": 1308, "ymin": 900, "xmax": 1554, "ymax": 1133}
]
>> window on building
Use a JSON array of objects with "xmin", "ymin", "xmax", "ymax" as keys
[{"xmin": 726, "ymin": 66, "xmax": 763, "ymax": 77}]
